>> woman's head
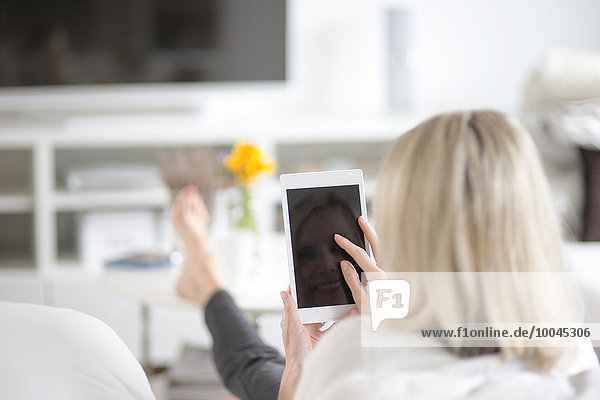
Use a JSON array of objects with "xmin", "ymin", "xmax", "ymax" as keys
[
  {"xmin": 374, "ymin": 111, "xmax": 574, "ymax": 369},
  {"xmin": 376, "ymin": 110, "xmax": 563, "ymax": 275}
]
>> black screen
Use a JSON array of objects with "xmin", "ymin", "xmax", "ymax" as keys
[
  {"xmin": 0, "ymin": 0, "xmax": 286, "ymax": 86},
  {"xmin": 287, "ymin": 185, "xmax": 365, "ymax": 309}
]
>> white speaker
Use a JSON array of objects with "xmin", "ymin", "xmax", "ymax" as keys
[{"xmin": 388, "ymin": 9, "xmax": 413, "ymax": 114}]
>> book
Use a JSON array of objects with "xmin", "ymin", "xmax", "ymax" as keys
[{"xmin": 104, "ymin": 252, "xmax": 172, "ymax": 269}]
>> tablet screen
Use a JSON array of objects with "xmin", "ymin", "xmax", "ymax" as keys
[{"xmin": 287, "ymin": 184, "xmax": 365, "ymax": 308}]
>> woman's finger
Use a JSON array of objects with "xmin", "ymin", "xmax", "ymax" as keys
[
  {"xmin": 334, "ymin": 234, "xmax": 380, "ymax": 273},
  {"xmin": 280, "ymin": 291, "xmax": 315, "ymax": 362},
  {"xmin": 304, "ymin": 322, "xmax": 325, "ymax": 330},
  {"xmin": 280, "ymin": 291, "xmax": 302, "ymax": 328},
  {"xmin": 358, "ymin": 216, "xmax": 379, "ymax": 261},
  {"xmin": 304, "ymin": 323, "xmax": 325, "ymax": 341},
  {"xmin": 326, "ymin": 307, "xmax": 358, "ymax": 331},
  {"xmin": 340, "ymin": 261, "xmax": 366, "ymax": 312},
  {"xmin": 335, "ymin": 308, "xmax": 358, "ymax": 325}
]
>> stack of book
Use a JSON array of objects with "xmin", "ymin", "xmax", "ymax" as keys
[{"xmin": 167, "ymin": 345, "xmax": 231, "ymax": 400}]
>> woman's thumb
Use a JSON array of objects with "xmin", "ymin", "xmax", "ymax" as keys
[{"xmin": 280, "ymin": 291, "xmax": 301, "ymax": 325}]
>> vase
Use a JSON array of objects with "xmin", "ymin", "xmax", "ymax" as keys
[
  {"xmin": 213, "ymin": 228, "xmax": 257, "ymax": 291},
  {"xmin": 236, "ymin": 183, "xmax": 257, "ymax": 232}
]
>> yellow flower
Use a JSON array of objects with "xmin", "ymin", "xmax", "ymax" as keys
[{"xmin": 224, "ymin": 142, "xmax": 276, "ymax": 184}]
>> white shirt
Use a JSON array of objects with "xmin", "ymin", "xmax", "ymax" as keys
[{"xmin": 294, "ymin": 316, "xmax": 599, "ymax": 400}]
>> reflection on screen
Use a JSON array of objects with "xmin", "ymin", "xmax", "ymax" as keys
[{"xmin": 287, "ymin": 185, "xmax": 365, "ymax": 308}]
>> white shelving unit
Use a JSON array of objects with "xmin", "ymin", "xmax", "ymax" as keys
[
  {"xmin": 0, "ymin": 192, "xmax": 33, "ymax": 213},
  {"xmin": 53, "ymin": 187, "xmax": 171, "ymax": 211},
  {"xmin": 0, "ymin": 111, "xmax": 412, "ymax": 283}
]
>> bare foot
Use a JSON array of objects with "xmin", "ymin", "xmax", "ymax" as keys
[
  {"xmin": 171, "ymin": 186, "xmax": 224, "ymax": 308},
  {"xmin": 171, "ymin": 186, "xmax": 210, "ymax": 248}
]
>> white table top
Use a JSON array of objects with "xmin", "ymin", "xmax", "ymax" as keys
[{"xmin": 103, "ymin": 233, "xmax": 289, "ymax": 315}]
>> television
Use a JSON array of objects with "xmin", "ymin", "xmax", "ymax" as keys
[{"xmin": 0, "ymin": 0, "xmax": 286, "ymax": 87}]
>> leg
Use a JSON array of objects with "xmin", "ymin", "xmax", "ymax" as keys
[
  {"xmin": 172, "ymin": 186, "xmax": 285, "ymax": 400},
  {"xmin": 205, "ymin": 290, "xmax": 285, "ymax": 400}
]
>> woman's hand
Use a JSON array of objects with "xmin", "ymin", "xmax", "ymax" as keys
[
  {"xmin": 278, "ymin": 290, "xmax": 313, "ymax": 400},
  {"xmin": 280, "ymin": 290, "xmax": 317, "ymax": 365},
  {"xmin": 334, "ymin": 216, "xmax": 384, "ymax": 313},
  {"xmin": 278, "ymin": 290, "xmax": 357, "ymax": 400}
]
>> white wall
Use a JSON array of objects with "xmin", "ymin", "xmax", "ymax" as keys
[
  {"xmin": 289, "ymin": 0, "xmax": 388, "ymax": 115},
  {"xmin": 409, "ymin": 0, "xmax": 600, "ymax": 115},
  {"xmin": 292, "ymin": 0, "xmax": 600, "ymax": 116}
]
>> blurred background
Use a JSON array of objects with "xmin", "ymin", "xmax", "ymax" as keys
[{"xmin": 1, "ymin": 0, "xmax": 599, "ymax": 398}]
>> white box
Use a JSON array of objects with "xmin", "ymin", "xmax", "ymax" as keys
[{"xmin": 79, "ymin": 211, "xmax": 164, "ymax": 271}]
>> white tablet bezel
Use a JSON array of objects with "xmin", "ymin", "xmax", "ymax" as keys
[{"xmin": 280, "ymin": 169, "xmax": 369, "ymax": 324}]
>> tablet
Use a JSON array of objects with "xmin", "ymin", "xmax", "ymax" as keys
[{"xmin": 280, "ymin": 169, "xmax": 369, "ymax": 323}]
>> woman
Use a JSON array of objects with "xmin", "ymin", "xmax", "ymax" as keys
[{"xmin": 173, "ymin": 111, "xmax": 599, "ymax": 400}]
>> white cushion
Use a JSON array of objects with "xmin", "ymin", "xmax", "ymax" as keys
[{"xmin": 0, "ymin": 301, "xmax": 155, "ymax": 400}]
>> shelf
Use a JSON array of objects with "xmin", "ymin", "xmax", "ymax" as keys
[
  {"xmin": 44, "ymin": 264, "xmax": 101, "ymax": 283},
  {"xmin": 53, "ymin": 186, "xmax": 171, "ymax": 211},
  {"xmin": 0, "ymin": 191, "xmax": 33, "ymax": 213},
  {"xmin": 0, "ymin": 256, "xmax": 36, "ymax": 270}
]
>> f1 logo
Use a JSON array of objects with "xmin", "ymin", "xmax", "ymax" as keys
[{"xmin": 368, "ymin": 280, "xmax": 411, "ymax": 331}]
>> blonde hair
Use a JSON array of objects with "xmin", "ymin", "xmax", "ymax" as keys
[{"xmin": 375, "ymin": 111, "xmax": 577, "ymax": 370}]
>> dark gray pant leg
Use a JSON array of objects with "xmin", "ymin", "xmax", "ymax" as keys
[{"xmin": 205, "ymin": 290, "xmax": 285, "ymax": 400}]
